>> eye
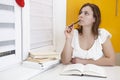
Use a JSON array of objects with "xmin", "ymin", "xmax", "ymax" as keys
[
  {"xmin": 84, "ymin": 11, "xmax": 89, "ymax": 15},
  {"xmin": 79, "ymin": 11, "xmax": 82, "ymax": 15}
]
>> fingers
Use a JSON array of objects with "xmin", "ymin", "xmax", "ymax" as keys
[
  {"xmin": 65, "ymin": 24, "xmax": 74, "ymax": 33},
  {"xmin": 71, "ymin": 58, "xmax": 76, "ymax": 64}
]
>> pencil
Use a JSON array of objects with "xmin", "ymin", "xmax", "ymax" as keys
[{"xmin": 68, "ymin": 20, "xmax": 80, "ymax": 28}]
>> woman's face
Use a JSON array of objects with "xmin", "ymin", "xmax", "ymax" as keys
[{"xmin": 78, "ymin": 6, "xmax": 95, "ymax": 27}]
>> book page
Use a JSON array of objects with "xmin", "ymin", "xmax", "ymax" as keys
[
  {"xmin": 29, "ymin": 52, "xmax": 60, "ymax": 59},
  {"xmin": 26, "ymin": 57, "xmax": 56, "ymax": 63},
  {"xmin": 61, "ymin": 63, "xmax": 84, "ymax": 75},
  {"xmin": 83, "ymin": 64, "xmax": 106, "ymax": 78}
]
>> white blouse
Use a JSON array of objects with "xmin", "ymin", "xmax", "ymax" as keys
[{"xmin": 71, "ymin": 28, "xmax": 111, "ymax": 60}]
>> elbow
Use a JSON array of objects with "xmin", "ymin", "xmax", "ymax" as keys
[
  {"xmin": 112, "ymin": 59, "xmax": 116, "ymax": 66},
  {"xmin": 112, "ymin": 55, "xmax": 116, "ymax": 66},
  {"xmin": 110, "ymin": 61, "xmax": 116, "ymax": 66},
  {"xmin": 109, "ymin": 57, "xmax": 116, "ymax": 66}
]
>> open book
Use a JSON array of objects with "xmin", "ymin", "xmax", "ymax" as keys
[{"xmin": 60, "ymin": 63, "xmax": 107, "ymax": 78}]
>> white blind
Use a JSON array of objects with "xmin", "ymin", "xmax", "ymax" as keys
[
  {"xmin": 0, "ymin": 2, "xmax": 15, "ymax": 56},
  {"xmin": 0, "ymin": 0, "xmax": 21, "ymax": 71},
  {"xmin": 30, "ymin": 0, "xmax": 53, "ymax": 49}
]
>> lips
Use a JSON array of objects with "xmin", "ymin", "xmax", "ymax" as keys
[
  {"xmin": 78, "ymin": 20, "xmax": 84, "ymax": 25},
  {"xmin": 79, "ymin": 20, "xmax": 84, "ymax": 23}
]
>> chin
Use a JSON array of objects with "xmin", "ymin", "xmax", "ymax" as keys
[{"xmin": 79, "ymin": 22, "xmax": 84, "ymax": 26}]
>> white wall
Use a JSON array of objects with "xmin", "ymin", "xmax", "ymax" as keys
[{"xmin": 53, "ymin": 0, "xmax": 66, "ymax": 53}]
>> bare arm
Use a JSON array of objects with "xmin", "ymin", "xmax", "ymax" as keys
[
  {"xmin": 61, "ymin": 39, "xmax": 73, "ymax": 64},
  {"xmin": 61, "ymin": 26, "xmax": 74, "ymax": 64},
  {"xmin": 95, "ymin": 38, "xmax": 116, "ymax": 66},
  {"xmin": 72, "ymin": 38, "xmax": 116, "ymax": 66}
]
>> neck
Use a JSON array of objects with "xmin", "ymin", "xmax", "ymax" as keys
[{"xmin": 82, "ymin": 26, "xmax": 93, "ymax": 37}]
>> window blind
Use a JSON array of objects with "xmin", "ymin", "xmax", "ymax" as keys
[
  {"xmin": 0, "ymin": 0, "xmax": 21, "ymax": 71},
  {"xmin": 0, "ymin": 3, "xmax": 15, "ymax": 56},
  {"xmin": 30, "ymin": 0, "xmax": 53, "ymax": 49}
]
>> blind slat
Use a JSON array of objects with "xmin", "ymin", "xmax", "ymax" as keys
[
  {"xmin": 0, "ymin": 10, "xmax": 15, "ymax": 23},
  {"xmin": 0, "ymin": 40, "xmax": 15, "ymax": 53},
  {"xmin": 0, "ymin": 23, "xmax": 15, "ymax": 41},
  {"xmin": 0, "ymin": 0, "xmax": 15, "ymax": 54},
  {"xmin": 0, "ymin": 0, "xmax": 14, "ymax": 6}
]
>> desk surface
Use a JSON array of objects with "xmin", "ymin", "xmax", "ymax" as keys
[{"xmin": 30, "ymin": 64, "xmax": 120, "ymax": 80}]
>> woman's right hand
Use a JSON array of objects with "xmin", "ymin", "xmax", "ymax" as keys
[{"xmin": 64, "ymin": 25, "xmax": 74, "ymax": 39}]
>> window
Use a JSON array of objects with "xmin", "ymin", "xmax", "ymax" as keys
[
  {"xmin": 22, "ymin": 0, "xmax": 66, "ymax": 59},
  {"xmin": 22, "ymin": 0, "xmax": 55, "ymax": 60},
  {"xmin": 0, "ymin": 0, "xmax": 21, "ymax": 71}
]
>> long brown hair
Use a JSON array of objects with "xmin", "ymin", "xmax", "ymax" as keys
[{"xmin": 77, "ymin": 3, "xmax": 101, "ymax": 36}]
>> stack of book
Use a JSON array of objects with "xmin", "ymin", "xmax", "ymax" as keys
[{"xmin": 22, "ymin": 52, "xmax": 60, "ymax": 70}]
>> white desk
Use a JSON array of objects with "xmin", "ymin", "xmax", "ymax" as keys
[{"xmin": 30, "ymin": 64, "xmax": 120, "ymax": 80}]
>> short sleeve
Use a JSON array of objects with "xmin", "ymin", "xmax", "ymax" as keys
[
  {"xmin": 99, "ymin": 28, "xmax": 112, "ymax": 44},
  {"xmin": 71, "ymin": 35, "xmax": 75, "ymax": 48},
  {"xmin": 71, "ymin": 29, "xmax": 78, "ymax": 48}
]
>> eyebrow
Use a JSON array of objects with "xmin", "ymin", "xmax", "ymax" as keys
[{"xmin": 80, "ymin": 10, "xmax": 89, "ymax": 13}]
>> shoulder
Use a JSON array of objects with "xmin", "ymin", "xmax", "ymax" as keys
[
  {"xmin": 99, "ymin": 28, "xmax": 111, "ymax": 35},
  {"xmin": 98, "ymin": 28, "xmax": 112, "ymax": 44}
]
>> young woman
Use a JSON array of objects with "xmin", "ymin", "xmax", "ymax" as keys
[{"xmin": 61, "ymin": 3, "xmax": 115, "ymax": 66}]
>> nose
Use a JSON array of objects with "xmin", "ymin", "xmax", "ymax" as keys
[{"xmin": 78, "ymin": 14, "xmax": 83, "ymax": 19}]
